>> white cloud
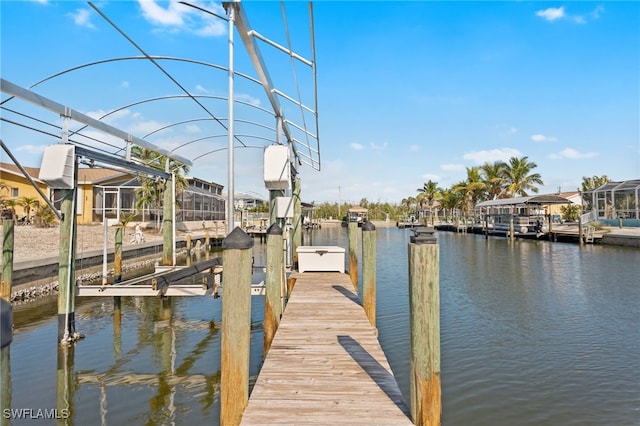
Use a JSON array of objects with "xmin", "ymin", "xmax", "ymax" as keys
[
  {"xmin": 591, "ymin": 5, "xmax": 605, "ymax": 20},
  {"xmin": 139, "ymin": 0, "xmax": 184, "ymax": 25},
  {"xmin": 350, "ymin": 143, "xmax": 364, "ymax": 151},
  {"xmin": 235, "ymin": 93, "xmax": 261, "ymax": 107},
  {"xmin": 531, "ymin": 134, "xmax": 557, "ymax": 143},
  {"xmin": 409, "ymin": 145, "xmax": 421, "ymax": 152},
  {"xmin": 195, "ymin": 85, "xmax": 209, "ymax": 93},
  {"xmin": 369, "ymin": 142, "xmax": 388, "ymax": 151},
  {"xmin": 138, "ymin": 0, "xmax": 226, "ymax": 37},
  {"xmin": 121, "ymin": 81, "xmax": 130, "ymax": 89},
  {"xmin": 536, "ymin": 7, "xmax": 565, "ymax": 21},
  {"xmin": 68, "ymin": 8, "xmax": 96, "ymax": 29},
  {"xmin": 421, "ymin": 173, "xmax": 441, "ymax": 182},
  {"xmin": 549, "ymin": 147, "xmax": 598, "ymax": 159},
  {"xmin": 440, "ymin": 163, "xmax": 465, "ymax": 172},
  {"xmin": 16, "ymin": 144, "xmax": 46, "ymax": 154},
  {"xmin": 463, "ymin": 148, "xmax": 522, "ymax": 164},
  {"xmin": 185, "ymin": 124, "xmax": 201, "ymax": 133}
]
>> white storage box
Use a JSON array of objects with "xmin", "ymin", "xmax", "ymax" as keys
[{"xmin": 297, "ymin": 246, "xmax": 345, "ymax": 273}]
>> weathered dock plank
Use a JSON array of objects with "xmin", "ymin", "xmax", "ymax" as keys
[{"xmin": 241, "ymin": 272, "xmax": 412, "ymax": 425}]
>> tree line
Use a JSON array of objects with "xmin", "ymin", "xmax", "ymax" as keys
[{"xmin": 308, "ymin": 156, "xmax": 610, "ymax": 222}]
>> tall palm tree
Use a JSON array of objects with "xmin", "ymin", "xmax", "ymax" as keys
[
  {"xmin": 417, "ymin": 180, "xmax": 441, "ymax": 223},
  {"xmin": 438, "ymin": 188, "xmax": 463, "ymax": 220},
  {"xmin": 581, "ymin": 175, "xmax": 609, "ymax": 192},
  {"xmin": 481, "ymin": 161, "xmax": 507, "ymax": 200},
  {"xmin": 501, "ymin": 156, "xmax": 543, "ymax": 197},
  {"xmin": 132, "ymin": 146, "xmax": 190, "ymax": 229}
]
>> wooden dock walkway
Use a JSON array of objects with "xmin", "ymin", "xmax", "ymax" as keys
[{"xmin": 241, "ymin": 272, "xmax": 412, "ymax": 425}]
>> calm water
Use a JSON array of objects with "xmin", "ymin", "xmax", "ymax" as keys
[{"xmin": 3, "ymin": 227, "xmax": 639, "ymax": 425}]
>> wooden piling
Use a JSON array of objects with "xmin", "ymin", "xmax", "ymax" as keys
[
  {"xmin": 509, "ymin": 216, "xmax": 514, "ymax": 241},
  {"xmin": 57, "ymin": 182, "xmax": 79, "ymax": 344},
  {"xmin": 362, "ymin": 221, "xmax": 376, "ymax": 329},
  {"xmin": 578, "ymin": 210, "xmax": 584, "ymax": 246},
  {"xmin": 2, "ymin": 209, "xmax": 14, "ymax": 302},
  {"xmin": 348, "ymin": 221, "xmax": 358, "ymax": 290},
  {"xmin": 114, "ymin": 226, "xmax": 123, "ymax": 283},
  {"xmin": 264, "ymin": 224, "xmax": 283, "ymax": 355},
  {"xmin": 162, "ymin": 177, "xmax": 173, "ymax": 266},
  {"xmin": 205, "ymin": 231, "xmax": 210, "ymax": 250},
  {"xmin": 292, "ymin": 177, "xmax": 302, "ymax": 269},
  {"xmin": 408, "ymin": 228, "xmax": 441, "ymax": 426},
  {"xmin": 220, "ymin": 227, "xmax": 254, "ymax": 426},
  {"xmin": 186, "ymin": 234, "xmax": 192, "ymax": 255}
]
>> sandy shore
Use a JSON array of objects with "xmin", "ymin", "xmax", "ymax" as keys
[{"xmin": 8, "ymin": 224, "xmax": 165, "ymax": 262}]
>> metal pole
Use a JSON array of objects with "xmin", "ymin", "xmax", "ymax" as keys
[
  {"xmin": 408, "ymin": 228, "xmax": 441, "ymax": 425},
  {"xmin": 226, "ymin": 4, "xmax": 236, "ymax": 235},
  {"xmin": 162, "ymin": 177, "xmax": 173, "ymax": 266}
]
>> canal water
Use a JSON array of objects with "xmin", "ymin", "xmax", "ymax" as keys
[{"xmin": 3, "ymin": 226, "xmax": 639, "ymax": 425}]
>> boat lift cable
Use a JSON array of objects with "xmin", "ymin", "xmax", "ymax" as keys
[
  {"xmin": 280, "ymin": 2, "xmax": 313, "ymax": 162},
  {"xmin": 87, "ymin": 2, "xmax": 248, "ymax": 149}
]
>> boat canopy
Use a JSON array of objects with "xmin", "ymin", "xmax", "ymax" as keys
[{"xmin": 476, "ymin": 195, "xmax": 570, "ymax": 208}]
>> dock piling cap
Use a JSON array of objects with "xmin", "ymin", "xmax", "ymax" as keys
[
  {"xmin": 411, "ymin": 227, "xmax": 437, "ymax": 244},
  {"xmin": 222, "ymin": 226, "xmax": 254, "ymax": 250},
  {"xmin": 266, "ymin": 223, "xmax": 283, "ymax": 235},
  {"xmin": 362, "ymin": 220, "xmax": 376, "ymax": 231},
  {"xmin": 1, "ymin": 299, "xmax": 12, "ymax": 349}
]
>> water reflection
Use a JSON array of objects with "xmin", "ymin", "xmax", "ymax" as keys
[{"xmin": 3, "ymin": 228, "xmax": 639, "ymax": 425}]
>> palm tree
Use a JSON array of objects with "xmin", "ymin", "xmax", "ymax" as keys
[
  {"xmin": 581, "ymin": 175, "xmax": 609, "ymax": 192},
  {"xmin": 438, "ymin": 188, "xmax": 463, "ymax": 221},
  {"xmin": 17, "ymin": 196, "xmax": 40, "ymax": 222},
  {"xmin": 501, "ymin": 156, "xmax": 543, "ymax": 197},
  {"xmin": 132, "ymin": 146, "xmax": 190, "ymax": 229},
  {"xmin": 481, "ymin": 161, "xmax": 507, "ymax": 200},
  {"xmin": 417, "ymin": 180, "xmax": 441, "ymax": 224}
]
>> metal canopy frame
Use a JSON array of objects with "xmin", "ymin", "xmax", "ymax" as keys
[{"xmin": 0, "ymin": 1, "xmax": 320, "ymax": 222}]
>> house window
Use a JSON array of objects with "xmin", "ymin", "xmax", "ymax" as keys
[{"xmin": 11, "ymin": 188, "xmax": 18, "ymax": 197}]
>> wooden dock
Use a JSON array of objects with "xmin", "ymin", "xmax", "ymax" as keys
[{"xmin": 241, "ymin": 272, "xmax": 412, "ymax": 425}]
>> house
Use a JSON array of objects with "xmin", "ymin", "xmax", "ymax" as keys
[
  {"xmin": 1, "ymin": 162, "xmax": 226, "ymax": 226},
  {"xmin": 0, "ymin": 162, "xmax": 49, "ymax": 221}
]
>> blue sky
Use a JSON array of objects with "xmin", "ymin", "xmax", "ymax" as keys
[{"xmin": 1, "ymin": 1, "xmax": 638, "ymax": 205}]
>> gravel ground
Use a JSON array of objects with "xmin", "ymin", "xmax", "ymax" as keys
[{"xmin": 9, "ymin": 224, "xmax": 165, "ymax": 262}]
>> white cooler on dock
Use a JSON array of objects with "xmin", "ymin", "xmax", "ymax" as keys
[{"xmin": 296, "ymin": 246, "xmax": 345, "ymax": 273}]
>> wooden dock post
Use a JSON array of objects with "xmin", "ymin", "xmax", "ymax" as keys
[
  {"xmin": 58, "ymin": 176, "xmax": 81, "ymax": 344},
  {"xmin": 220, "ymin": 227, "xmax": 253, "ymax": 426},
  {"xmin": 205, "ymin": 231, "xmax": 210, "ymax": 250},
  {"xmin": 114, "ymin": 226, "xmax": 123, "ymax": 283},
  {"xmin": 186, "ymin": 234, "xmax": 192, "ymax": 255},
  {"xmin": 348, "ymin": 221, "xmax": 358, "ymax": 290},
  {"xmin": 2, "ymin": 209, "xmax": 14, "ymax": 302},
  {"xmin": 578, "ymin": 210, "xmax": 584, "ymax": 246},
  {"xmin": 408, "ymin": 227, "xmax": 441, "ymax": 426},
  {"xmin": 292, "ymin": 177, "xmax": 302, "ymax": 269},
  {"xmin": 264, "ymin": 223, "xmax": 283, "ymax": 355},
  {"xmin": 362, "ymin": 220, "xmax": 376, "ymax": 328},
  {"xmin": 162, "ymin": 177, "xmax": 173, "ymax": 266},
  {"xmin": 509, "ymin": 216, "xmax": 515, "ymax": 241}
]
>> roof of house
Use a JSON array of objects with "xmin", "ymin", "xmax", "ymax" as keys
[
  {"xmin": 476, "ymin": 194, "xmax": 573, "ymax": 208},
  {"xmin": 1, "ymin": 162, "xmax": 42, "ymax": 182},
  {"xmin": 76, "ymin": 168, "xmax": 125, "ymax": 184}
]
